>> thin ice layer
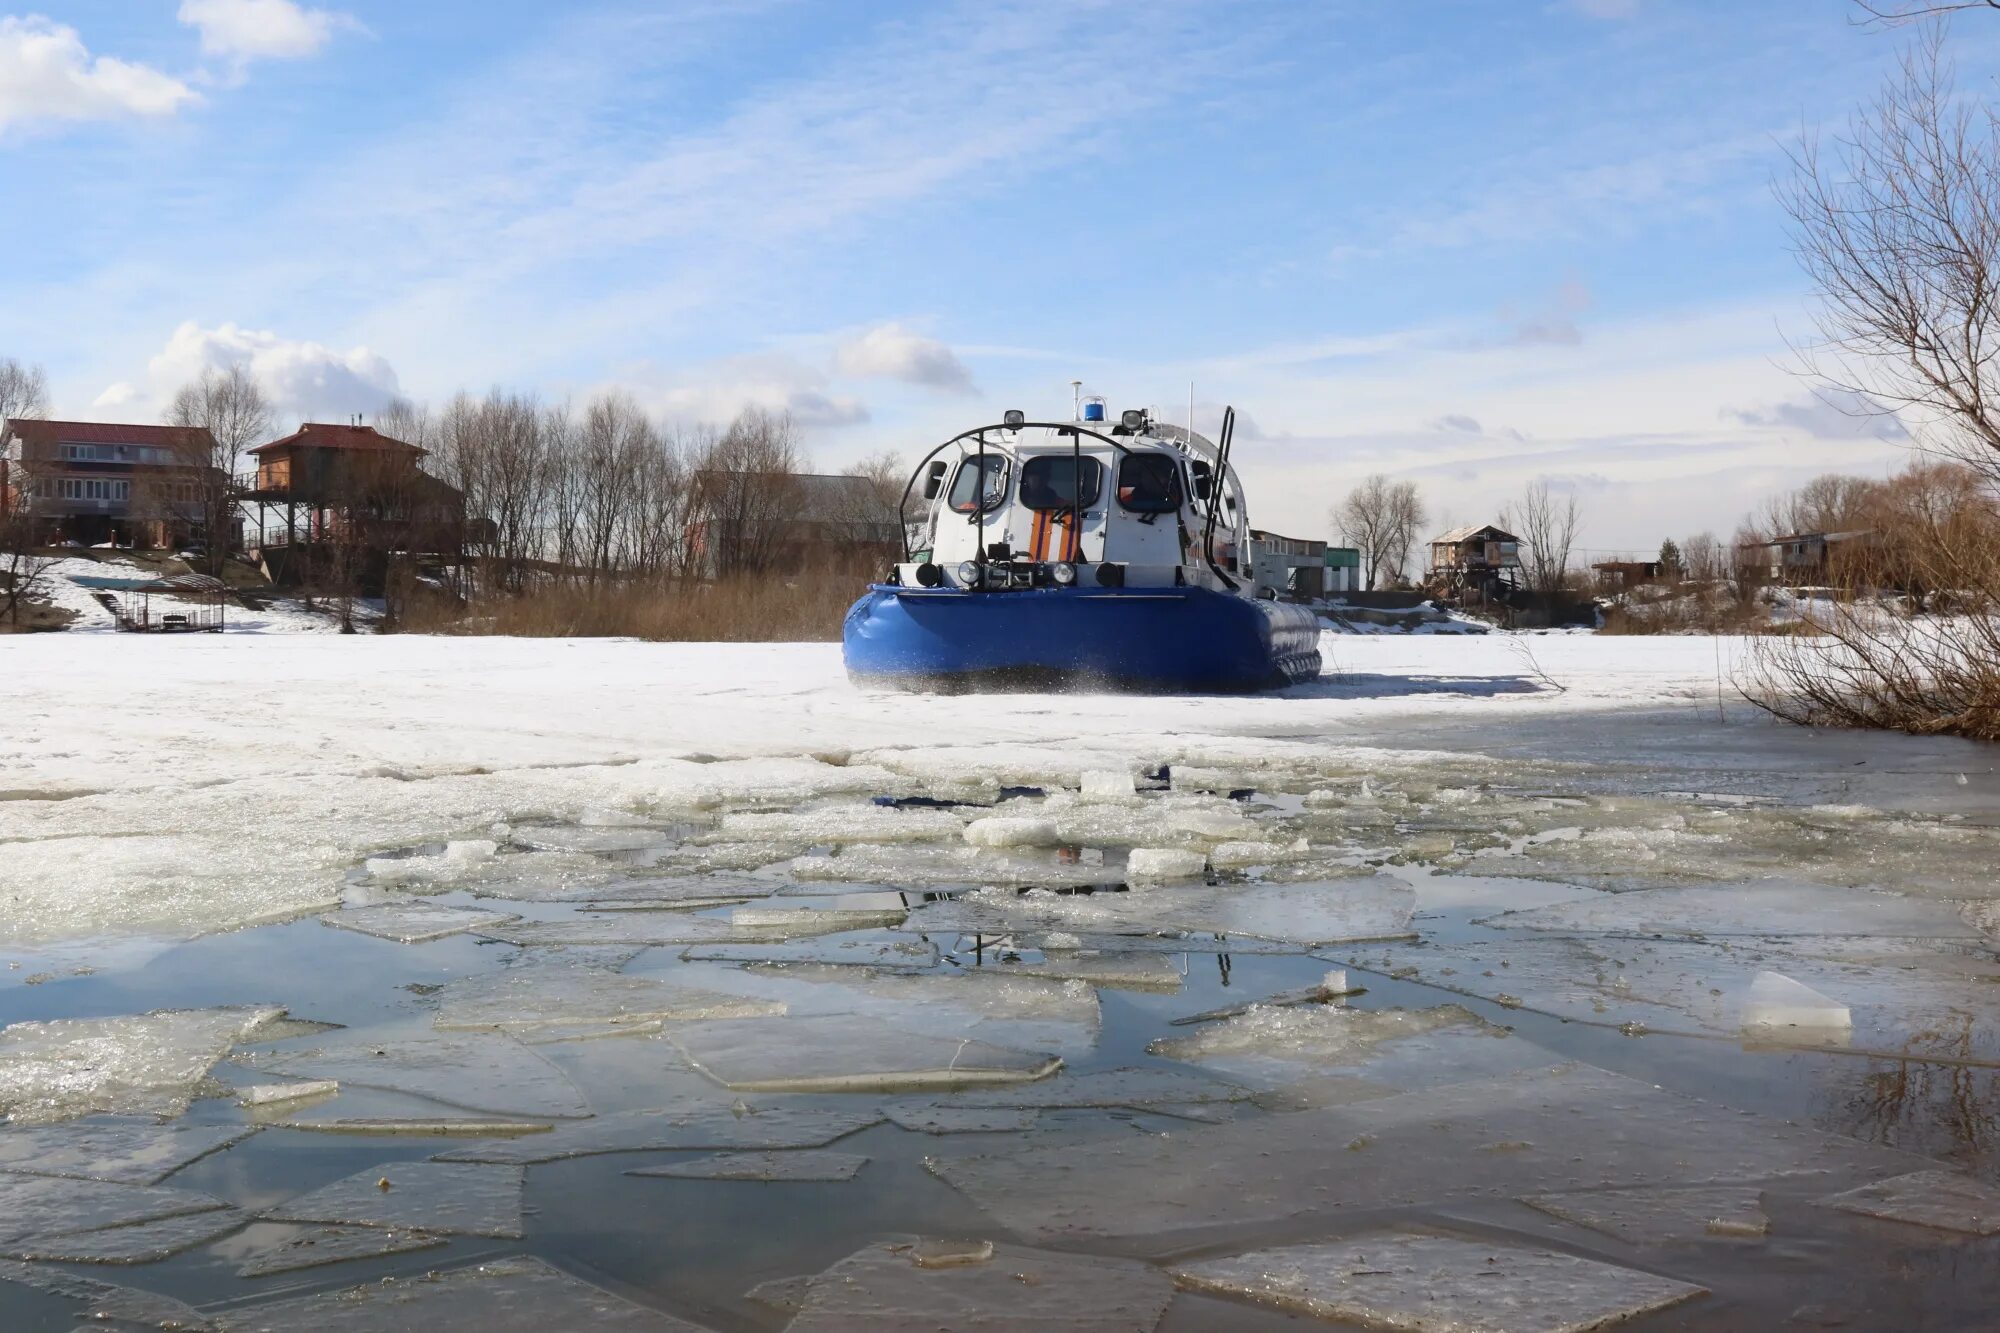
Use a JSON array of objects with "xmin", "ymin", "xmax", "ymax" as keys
[
  {"xmin": 319, "ymin": 903, "xmax": 521, "ymax": 944},
  {"xmin": 900, "ymin": 876, "xmax": 1416, "ymax": 947},
  {"xmin": 234, "ymin": 1224, "xmax": 448, "ymax": 1277},
  {"xmin": 951, "ymin": 1066, "xmax": 1252, "ymax": 1110},
  {"xmin": 265, "ymin": 1162, "xmax": 524, "ymax": 1238},
  {"xmin": 432, "ymin": 968, "xmax": 784, "ymax": 1036},
  {"xmin": 435, "ymin": 1107, "xmax": 883, "ymax": 1165},
  {"xmin": 885, "ymin": 1106, "xmax": 1039, "ymax": 1135},
  {"xmin": 995, "ymin": 952, "xmax": 1183, "ymax": 992},
  {"xmin": 0, "ymin": 1205, "xmax": 246, "ymax": 1264},
  {"xmin": 931, "ymin": 1064, "xmax": 1932, "ymax": 1244},
  {"xmin": 738, "ymin": 964, "xmax": 1100, "ymax": 1051},
  {"xmin": 1145, "ymin": 1004, "xmax": 1525, "ymax": 1090},
  {"xmin": 626, "ymin": 1150, "xmax": 869, "ymax": 1182},
  {"xmin": 215, "ymin": 1255, "xmax": 715, "ymax": 1331},
  {"xmin": 0, "ymin": 1005, "xmax": 286, "ymax": 1124},
  {"xmin": 1486, "ymin": 881, "xmax": 1977, "ymax": 940},
  {"xmin": 0, "ymin": 1121, "xmax": 254, "ymax": 1184},
  {"xmin": 0, "ymin": 1174, "xmax": 231, "ymax": 1245},
  {"xmin": 1740, "ymin": 971, "xmax": 1852, "ymax": 1035},
  {"xmin": 1522, "ymin": 1186, "xmax": 1771, "ymax": 1243},
  {"xmin": 672, "ymin": 1016, "xmax": 1060, "ymax": 1093},
  {"xmin": 1173, "ymin": 1233, "xmax": 1708, "ymax": 1331},
  {"xmin": 245, "ymin": 1031, "xmax": 592, "ymax": 1119},
  {"xmin": 783, "ymin": 1240, "xmax": 1171, "ymax": 1332},
  {"xmin": 679, "ymin": 939, "xmax": 939, "ymax": 969},
  {"xmin": 1817, "ymin": 1169, "xmax": 2000, "ymax": 1234},
  {"xmin": 708, "ymin": 807, "xmax": 965, "ymax": 846},
  {"xmin": 270, "ymin": 1118, "xmax": 553, "ymax": 1137}
]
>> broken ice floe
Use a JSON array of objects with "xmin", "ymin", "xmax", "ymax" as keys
[
  {"xmin": 779, "ymin": 1239, "xmax": 1171, "ymax": 1333},
  {"xmin": 319, "ymin": 903, "xmax": 521, "ymax": 944},
  {"xmin": 0, "ymin": 1173, "xmax": 231, "ymax": 1245},
  {"xmin": 1485, "ymin": 881, "xmax": 1980, "ymax": 942},
  {"xmin": 930, "ymin": 1064, "xmax": 1930, "ymax": 1244},
  {"xmin": 0, "ymin": 1204, "xmax": 246, "ymax": 1264},
  {"xmin": 707, "ymin": 807, "xmax": 964, "ymax": 847},
  {"xmin": 1816, "ymin": 1169, "xmax": 2000, "ymax": 1235},
  {"xmin": 1079, "ymin": 770, "xmax": 1140, "ymax": 803},
  {"xmin": 729, "ymin": 905, "xmax": 908, "ymax": 932},
  {"xmin": 511, "ymin": 826, "xmax": 672, "ymax": 855},
  {"xmin": 265, "ymin": 1161, "xmax": 524, "ymax": 1238},
  {"xmin": 432, "ymin": 967, "xmax": 784, "ymax": 1038},
  {"xmin": 980, "ymin": 951, "xmax": 1183, "ymax": 992},
  {"xmin": 735, "ymin": 963, "xmax": 1100, "ymax": 1053},
  {"xmin": 626, "ymin": 1150, "xmax": 869, "ymax": 1182},
  {"xmin": 216, "ymin": 1255, "xmax": 713, "ymax": 1330},
  {"xmin": 949, "ymin": 1066, "xmax": 1252, "ymax": 1112},
  {"xmin": 1522, "ymin": 1185, "xmax": 1771, "ymax": 1243},
  {"xmin": 1124, "ymin": 848, "xmax": 1207, "ymax": 881},
  {"xmin": 0, "ymin": 1120, "xmax": 253, "ymax": 1184},
  {"xmin": 678, "ymin": 938, "xmax": 939, "ymax": 969},
  {"xmin": 242, "ymin": 1030, "xmax": 592, "ymax": 1119},
  {"xmin": 963, "ymin": 816, "xmax": 1058, "ymax": 849},
  {"xmin": 1146, "ymin": 1003, "xmax": 1532, "ymax": 1091},
  {"xmin": 1739, "ymin": 970, "xmax": 1852, "ymax": 1041},
  {"xmin": 0, "ymin": 1005, "xmax": 286, "ymax": 1124},
  {"xmin": 270, "ymin": 1118, "xmax": 553, "ymax": 1138},
  {"xmin": 1172, "ymin": 1233, "xmax": 1707, "ymax": 1330},
  {"xmin": 884, "ymin": 1105, "xmax": 1039, "ymax": 1135},
  {"xmin": 363, "ymin": 839, "xmax": 500, "ymax": 885},
  {"xmin": 233, "ymin": 1222, "xmax": 447, "ymax": 1277},
  {"xmin": 0, "ymin": 1257, "xmax": 218, "ymax": 1329},
  {"xmin": 434, "ymin": 1107, "xmax": 882, "ymax": 1165},
  {"xmin": 671, "ymin": 1016, "xmax": 1060, "ymax": 1093},
  {"xmin": 239, "ymin": 1080, "xmax": 340, "ymax": 1108}
]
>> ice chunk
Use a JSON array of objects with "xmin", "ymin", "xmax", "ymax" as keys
[
  {"xmin": 783, "ymin": 1240, "xmax": 1170, "ymax": 1332},
  {"xmin": 0, "ymin": 1121, "xmax": 253, "ymax": 1184},
  {"xmin": 1169, "ymin": 976, "xmax": 1367, "ymax": 1028},
  {"xmin": 931, "ymin": 1065, "xmax": 1930, "ymax": 1244},
  {"xmin": 1148, "ymin": 1004, "xmax": 1513, "ymax": 1089},
  {"xmin": 0, "ymin": 1005, "xmax": 286, "ymax": 1124},
  {"xmin": 319, "ymin": 903, "xmax": 520, "ymax": 944},
  {"xmin": 1125, "ymin": 848, "xmax": 1207, "ymax": 881},
  {"xmin": 740, "ymin": 964, "xmax": 1100, "ymax": 1051},
  {"xmin": 245, "ymin": 1031, "xmax": 592, "ymax": 1119},
  {"xmin": 1173, "ymin": 1234, "xmax": 1707, "ymax": 1330},
  {"xmin": 909, "ymin": 1237, "xmax": 996, "ymax": 1269},
  {"xmin": 679, "ymin": 939, "xmax": 939, "ymax": 969},
  {"xmin": 0, "ymin": 1258, "xmax": 218, "ymax": 1328},
  {"xmin": 952, "ymin": 1066, "xmax": 1252, "ymax": 1111},
  {"xmin": 626, "ymin": 1150, "xmax": 869, "ymax": 1182},
  {"xmin": 885, "ymin": 1105, "xmax": 1039, "ymax": 1135},
  {"xmin": 0, "ymin": 1205, "xmax": 246, "ymax": 1264},
  {"xmin": 433, "ymin": 968, "xmax": 784, "ymax": 1036},
  {"xmin": 1209, "ymin": 839, "xmax": 1308, "ymax": 870},
  {"xmin": 1523, "ymin": 1186, "xmax": 1771, "ymax": 1243},
  {"xmin": 270, "ymin": 1118, "xmax": 553, "ymax": 1138},
  {"xmin": 1168, "ymin": 808, "xmax": 1258, "ymax": 840},
  {"xmin": 266, "ymin": 1161, "xmax": 524, "ymax": 1238},
  {"xmin": 1079, "ymin": 770, "xmax": 1139, "ymax": 802},
  {"xmin": 963, "ymin": 817, "xmax": 1059, "ymax": 849},
  {"xmin": 745, "ymin": 1272, "xmax": 814, "ymax": 1312},
  {"xmin": 1487, "ymin": 881, "xmax": 1978, "ymax": 941},
  {"xmin": 992, "ymin": 952, "xmax": 1183, "ymax": 992},
  {"xmin": 711, "ymin": 807, "xmax": 964, "ymax": 845},
  {"xmin": 217, "ymin": 1255, "xmax": 715, "ymax": 1330},
  {"xmin": 582, "ymin": 807, "xmax": 655, "ymax": 828},
  {"xmin": 670, "ymin": 1016, "xmax": 1060, "ymax": 1093},
  {"xmin": 1817, "ymin": 1169, "xmax": 2000, "ymax": 1234},
  {"xmin": 434, "ymin": 1107, "xmax": 883, "ymax": 1165},
  {"xmin": 234, "ymin": 1223, "xmax": 447, "ymax": 1277},
  {"xmin": 0, "ymin": 1174, "xmax": 231, "ymax": 1245},
  {"xmin": 364, "ymin": 839, "xmax": 499, "ymax": 885},
  {"xmin": 728, "ymin": 905, "xmax": 908, "ymax": 932},
  {"xmin": 1740, "ymin": 971, "xmax": 1852, "ymax": 1039},
  {"xmin": 477, "ymin": 916, "xmax": 751, "ymax": 947},
  {"xmin": 240, "ymin": 1080, "xmax": 339, "ymax": 1107},
  {"xmin": 513, "ymin": 826, "xmax": 671, "ymax": 854}
]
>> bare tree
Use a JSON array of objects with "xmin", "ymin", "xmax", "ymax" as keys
[
  {"xmin": 1333, "ymin": 475, "xmax": 1426, "ymax": 590},
  {"xmin": 166, "ymin": 365, "xmax": 272, "ymax": 572},
  {"xmin": 1855, "ymin": 1, "xmax": 2000, "ymax": 28},
  {"xmin": 0, "ymin": 359, "xmax": 50, "ymax": 425},
  {"xmin": 1681, "ymin": 531, "xmax": 1724, "ymax": 584},
  {"xmin": 1509, "ymin": 479, "xmax": 1580, "ymax": 606},
  {"xmin": 691, "ymin": 408, "xmax": 804, "ymax": 578},
  {"xmin": 0, "ymin": 509, "xmax": 52, "ymax": 625}
]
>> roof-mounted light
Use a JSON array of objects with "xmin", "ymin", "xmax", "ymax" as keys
[
  {"xmin": 1002, "ymin": 409, "xmax": 1026, "ymax": 428},
  {"xmin": 1120, "ymin": 408, "xmax": 1147, "ymax": 430}
]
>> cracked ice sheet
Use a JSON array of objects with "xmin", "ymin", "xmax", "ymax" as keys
[
  {"xmin": 962, "ymin": 952, "xmax": 1184, "ymax": 992},
  {"xmin": 1146, "ymin": 1004, "xmax": 1550, "ymax": 1092},
  {"xmin": 1173, "ymin": 1233, "xmax": 1708, "ymax": 1332},
  {"xmin": 240, "ymin": 1029, "xmax": 592, "ymax": 1119},
  {"xmin": 1522, "ymin": 1186, "xmax": 1771, "ymax": 1243},
  {"xmin": 432, "ymin": 968, "xmax": 784, "ymax": 1037},
  {"xmin": 627, "ymin": 1149, "xmax": 869, "ymax": 1181},
  {"xmin": 233, "ymin": 1223, "xmax": 448, "ymax": 1277},
  {"xmin": 930, "ymin": 1064, "xmax": 1933, "ymax": 1246},
  {"xmin": 0, "ymin": 1258, "xmax": 216, "ymax": 1328},
  {"xmin": 0, "ymin": 1005, "xmax": 286, "ymax": 1124},
  {"xmin": 885, "ymin": 1105, "xmax": 1039, "ymax": 1134},
  {"xmin": 679, "ymin": 937, "xmax": 939, "ymax": 969},
  {"xmin": 898, "ymin": 876, "xmax": 1416, "ymax": 947},
  {"xmin": 1817, "ymin": 1169, "xmax": 2000, "ymax": 1234},
  {"xmin": 0, "ymin": 1205, "xmax": 248, "ymax": 1264},
  {"xmin": 735, "ymin": 964, "xmax": 1100, "ymax": 1055},
  {"xmin": 670, "ymin": 1015, "xmax": 1060, "ymax": 1093},
  {"xmin": 1484, "ymin": 881, "xmax": 1981, "ymax": 941},
  {"xmin": 319, "ymin": 903, "xmax": 521, "ymax": 943},
  {"xmin": 949, "ymin": 1066, "xmax": 1253, "ymax": 1111},
  {"xmin": 434, "ymin": 1106, "xmax": 883, "ymax": 1164},
  {"xmin": 0, "ymin": 1120, "xmax": 254, "ymax": 1184},
  {"xmin": 215, "ymin": 1255, "xmax": 715, "ymax": 1331},
  {"xmin": 476, "ymin": 914, "xmax": 873, "ymax": 947},
  {"xmin": 782, "ymin": 1240, "xmax": 1172, "ymax": 1333},
  {"xmin": 0, "ymin": 1174, "xmax": 231, "ymax": 1245},
  {"xmin": 266, "ymin": 1161, "xmax": 524, "ymax": 1238},
  {"xmin": 1339, "ymin": 934, "xmax": 2000, "ymax": 1063}
]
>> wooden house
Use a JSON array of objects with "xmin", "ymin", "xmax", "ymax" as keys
[
  {"xmin": 1, "ymin": 419, "xmax": 223, "ymax": 549},
  {"xmin": 1426, "ymin": 522, "xmax": 1521, "ymax": 598}
]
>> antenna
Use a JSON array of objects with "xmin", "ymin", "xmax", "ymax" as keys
[
  {"xmin": 1070, "ymin": 380, "xmax": 1083, "ymax": 422},
  {"xmin": 1189, "ymin": 382, "xmax": 1195, "ymax": 443}
]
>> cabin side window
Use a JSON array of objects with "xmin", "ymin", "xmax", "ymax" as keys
[
  {"xmin": 1116, "ymin": 454, "xmax": 1183, "ymax": 513},
  {"xmin": 1019, "ymin": 456, "xmax": 1104, "ymax": 511},
  {"xmin": 947, "ymin": 455, "xmax": 1010, "ymax": 514}
]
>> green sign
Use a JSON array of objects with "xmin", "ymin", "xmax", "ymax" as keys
[{"xmin": 1323, "ymin": 547, "xmax": 1360, "ymax": 569}]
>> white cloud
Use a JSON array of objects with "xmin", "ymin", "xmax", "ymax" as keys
[
  {"xmin": 834, "ymin": 324, "xmax": 975, "ymax": 393},
  {"xmin": 1727, "ymin": 388, "xmax": 1909, "ymax": 441},
  {"xmin": 627, "ymin": 352, "xmax": 869, "ymax": 432},
  {"xmin": 0, "ymin": 17, "xmax": 199, "ymax": 136},
  {"xmin": 124, "ymin": 321, "xmax": 402, "ymax": 422},
  {"xmin": 177, "ymin": 0, "xmax": 351, "ymax": 63}
]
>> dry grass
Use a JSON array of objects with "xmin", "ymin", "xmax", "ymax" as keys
[{"xmin": 394, "ymin": 573, "xmax": 872, "ymax": 642}]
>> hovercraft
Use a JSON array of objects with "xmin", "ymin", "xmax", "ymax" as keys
[{"xmin": 842, "ymin": 400, "xmax": 1322, "ymax": 693}]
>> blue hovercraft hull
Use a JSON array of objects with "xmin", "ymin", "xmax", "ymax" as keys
[{"xmin": 842, "ymin": 584, "xmax": 1322, "ymax": 693}]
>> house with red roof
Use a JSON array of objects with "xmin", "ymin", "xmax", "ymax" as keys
[{"xmin": 0, "ymin": 418, "xmax": 224, "ymax": 549}]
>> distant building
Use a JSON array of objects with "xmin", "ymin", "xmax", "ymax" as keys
[
  {"xmin": 1248, "ymin": 529, "xmax": 1330, "ymax": 600},
  {"xmin": 1738, "ymin": 531, "xmax": 1875, "ymax": 584},
  {"xmin": 686, "ymin": 471, "xmax": 903, "ymax": 578},
  {"xmin": 0, "ymin": 419, "xmax": 223, "ymax": 549},
  {"xmin": 237, "ymin": 422, "xmax": 472, "ymax": 584},
  {"xmin": 1426, "ymin": 522, "xmax": 1521, "ymax": 598},
  {"xmin": 1592, "ymin": 559, "xmax": 1663, "ymax": 592}
]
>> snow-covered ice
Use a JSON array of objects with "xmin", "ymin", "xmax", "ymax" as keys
[{"xmin": 0, "ymin": 1005, "xmax": 285, "ymax": 1123}]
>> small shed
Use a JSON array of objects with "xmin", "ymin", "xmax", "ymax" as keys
[
  {"xmin": 1427, "ymin": 523, "xmax": 1521, "ymax": 600},
  {"xmin": 119, "ymin": 573, "xmax": 228, "ymax": 633},
  {"xmin": 1248, "ymin": 529, "xmax": 1328, "ymax": 601},
  {"xmin": 1592, "ymin": 559, "xmax": 1663, "ymax": 592}
]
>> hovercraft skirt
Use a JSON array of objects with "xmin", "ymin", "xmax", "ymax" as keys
[{"xmin": 842, "ymin": 585, "xmax": 1321, "ymax": 693}]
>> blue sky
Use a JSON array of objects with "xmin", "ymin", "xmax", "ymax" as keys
[{"xmin": 0, "ymin": 0, "xmax": 1976, "ymax": 551}]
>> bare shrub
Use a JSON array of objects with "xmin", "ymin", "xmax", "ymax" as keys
[{"xmin": 396, "ymin": 571, "xmax": 868, "ymax": 642}]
